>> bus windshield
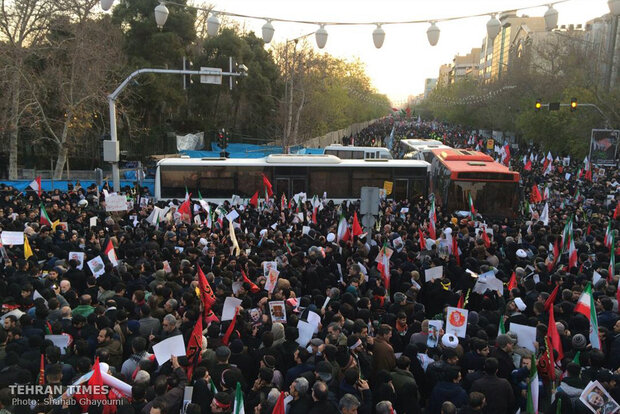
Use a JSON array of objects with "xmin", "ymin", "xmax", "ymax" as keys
[{"xmin": 448, "ymin": 180, "xmax": 519, "ymax": 218}]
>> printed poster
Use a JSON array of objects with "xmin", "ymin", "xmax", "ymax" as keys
[
  {"xmin": 445, "ymin": 307, "xmax": 468, "ymax": 338},
  {"xmin": 268, "ymin": 301, "xmax": 287, "ymax": 323}
]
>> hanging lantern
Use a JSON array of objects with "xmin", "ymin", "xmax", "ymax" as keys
[
  {"xmin": 207, "ymin": 13, "xmax": 220, "ymax": 37},
  {"xmin": 486, "ymin": 14, "xmax": 501, "ymax": 40},
  {"xmin": 154, "ymin": 1, "xmax": 169, "ymax": 29},
  {"xmin": 262, "ymin": 20, "xmax": 275, "ymax": 43},
  {"xmin": 544, "ymin": 5, "xmax": 558, "ymax": 31},
  {"xmin": 100, "ymin": 0, "xmax": 114, "ymax": 11},
  {"xmin": 372, "ymin": 24, "xmax": 385, "ymax": 49},
  {"xmin": 315, "ymin": 24, "xmax": 328, "ymax": 49},
  {"xmin": 427, "ymin": 22, "xmax": 440, "ymax": 46}
]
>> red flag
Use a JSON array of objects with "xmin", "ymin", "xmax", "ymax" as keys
[
  {"xmin": 507, "ymin": 271, "xmax": 517, "ymax": 291},
  {"xmin": 530, "ymin": 185, "xmax": 543, "ymax": 203},
  {"xmin": 250, "ymin": 191, "xmax": 259, "ymax": 208},
  {"xmin": 186, "ymin": 315, "xmax": 203, "ymax": 380},
  {"xmin": 452, "ymin": 236, "xmax": 460, "ymax": 265},
  {"xmin": 312, "ymin": 207, "xmax": 318, "ymax": 225},
  {"xmin": 197, "ymin": 265, "xmax": 218, "ymax": 323},
  {"xmin": 177, "ymin": 198, "xmax": 192, "ymax": 223},
  {"xmin": 272, "ymin": 391, "xmax": 286, "ymax": 414},
  {"xmin": 542, "ymin": 158, "xmax": 550, "ymax": 173},
  {"xmin": 585, "ymin": 163, "xmax": 593, "ymax": 182},
  {"xmin": 262, "ymin": 174, "xmax": 273, "ymax": 197},
  {"xmin": 544, "ymin": 284, "xmax": 560, "ymax": 311},
  {"xmin": 614, "ymin": 202, "xmax": 620, "ymax": 220},
  {"xmin": 419, "ymin": 228, "xmax": 426, "ymax": 250},
  {"xmin": 481, "ymin": 226, "xmax": 491, "ymax": 248},
  {"xmin": 457, "ymin": 293, "xmax": 465, "ymax": 309},
  {"xmin": 524, "ymin": 160, "xmax": 532, "ymax": 171},
  {"xmin": 38, "ymin": 354, "xmax": 45, "ymax": 385},
  {"xmin": 352, "ymin": 212, "xmax": 363, "ymax": 237},
  {"xmin": 88, "ymin": 357, "xmax": 106, "ymax": 401},
  {"xmin": 587, "ymin": 224, "xmax": 592, "ymax": 235},
  {"xmin": 29, "ymin": 176, "xmax": 42, "ymax": 197},
  {"xmin": 241, "ymin": 269, "xmax": 260, "ymax": 293},
  {"xmin": 538, "ymin": 336, "xmax": 556, "ymax": 381},
  {"xmin": 547, "ymin": 303, "xmax": 564, "ymax": 362},
  {"xmin": 222, "ymin": 308, "xmax": 239, "ymax": 346}
]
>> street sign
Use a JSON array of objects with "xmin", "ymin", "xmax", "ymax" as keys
[
  {"xmin": 200, "ymin": 67, "xmax": 222, "ymax": 85},
  {"xmin": 360, "ymin": 187, "xmax": 380, "ymax": 215}
]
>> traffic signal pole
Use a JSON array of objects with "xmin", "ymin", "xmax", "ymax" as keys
[{"xmin": 535, "ymin": 102, "xmax": 611, "ymax": 128}]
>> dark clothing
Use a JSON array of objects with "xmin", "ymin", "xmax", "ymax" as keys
[
  {"xmin": 287, "ymin": 395, "xmax": 313, "ymax": 414},
  {"xmin": 428, "ymin": 381, "xmax": 468, "ymax": 414},
  {"xmin": 491, "ymin": 348, "xmax": 515, "ymax": 380},
  {"xmin": 308, "ymin": 399, "xmax": 339, "ymax": 414},
  {"xmin": 470, "ymin": 373, "xmax": 515, "ymax": 414}
]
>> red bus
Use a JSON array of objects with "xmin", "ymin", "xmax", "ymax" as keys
[{"xmin": 429, "ymin": 148, "xmax": 520, "ymax": 218}]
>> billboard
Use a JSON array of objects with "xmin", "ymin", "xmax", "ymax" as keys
[{"xmin": 589, "ymin": 129, "xmax": 619, "ymax": 166}]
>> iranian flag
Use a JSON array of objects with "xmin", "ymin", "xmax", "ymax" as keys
[
  {"xmin": 568, "ymin": 237, "xmax": 578, "ymax": 270},
  {"xmin": 337, "ymin": 214, "xmax": 350, "ymax": 242},
  {"xmin": 377, "ymin": 242, "xmax": 391, "ymax": 291},
  {"xmin": 574, "ymin": 283, "xmax": 601, "ymax": 349},
  {"xmin": 605, "ymin": 222, "xmax": 613, "ymax": 248},
  {"xmin": 40, "ymin": 203, "xmax": 52, "ymax": 226},
  {"xmin": 177, "ymin": 197, "xmax": 192, "ymax": 224},
  {"xmin": 498, "ymin": 312, "xmax": 506, "ymax": 336},
  {"xmin": 104, "ymin": 240, "xmax": 119, "ymax": 267},
  {"xmin": 526, "ymin": 354, "xmax": 539, "ymax": 414},
  {"xmin": 198, "ymin": 191, "xmax": 210, "ymax": 214},
  {"xmin": 614, "ymin": 201, "xmax": 620, "ymax": 220},
  {"xmin": 429, "ymin": 200, "xmax": 437, "ymax": 239},
  {"xmin": 233, "ymin": 382, "xmax": 244, "ymax": 414},
  {"xmin": 609, "ymin": 235, "xmax": 615, "ymax": 282},
  {"xmin": 29, "ymin": 176, "xmax": 42, "ymax": 197},
  {"xmin": 468, "ymin": 194, "xmax": 476, "ymax": 219}
]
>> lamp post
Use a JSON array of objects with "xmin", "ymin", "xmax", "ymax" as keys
[
  {"xmin": 106, "ymin": 67, "xmax": 247, "ymax": 192},
  {"xmin": 605, "ymin": 1, "xmax": 620, "ymax": 91}
]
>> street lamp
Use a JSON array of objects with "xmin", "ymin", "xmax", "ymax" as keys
[
  {"xmin": 154, "ymin": 1, "xmax": 169, "ymax": 29},
  {"xmin": 427, "ymin": 22, "xmax": 440, "ymax": 46},
  {"xmin": 486, "ymin": 15, "xmax": 501, "ymax": 40},
  {"xmin": 100, "ymin": 0, "xmax": 114, "ymax": 11},
  {"xmin": 544, "ymin": 5, "xmax": 559, "ymax": 31},
  {"xmin": 262, "ymin": 20, "xmax": 275, "ymax": 43},
  {"xmin": 207, "ymin": 13, "xmax": 221, "ymax": 37},
  {"xmin": 372, "ymin": 24, "xmax": 385, "ymax": 49},
  {"xmin": 315, "ymin": 25, "xmax": 328, "ymax": 49}
]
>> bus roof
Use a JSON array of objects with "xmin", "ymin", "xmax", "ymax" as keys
[
  {"xmin": 401, "ymin": 139, "xmax": 450, "ymax": 150},
  {"xmin": 324, "ymin": 145, "xmax": 390, "ymax": 152},
  {"xmin": 157, "ymin": 154, "xmax": 429, "ymax": 169},
  {"xmin": 431, "ymin": 148, "xmax": 495, "ymax": 162}
]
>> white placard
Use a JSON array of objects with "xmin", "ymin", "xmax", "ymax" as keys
[
  {"xmin": 425, "ymin": 266, "xmax": 443, "ymax": 282},
  {"xmin": 163, "ymin": 260, "xmax": 172, "ymax": 273},
  {"xmin": 105, "ymin": 194, "xmax": 129, "ymax": 212},
  {"xmin": 152, "ymin": 335, "xmax": 186, "ymax": 366},
  {"xmin": 268, "ymin": 301, "xmax": 286, "ymax": 323},
  {"xmin": 473, "ymin": 271, "xmax": 503, "ymax": 296},
  {"xmin": 321, "ymin": 297, "xmax": 331, "ymax": 311},
  {"xmin": 232, "ymin": 281, "xmax": 242, "ymax": 295},
  {"xmin": 509, "ymin": 323, "xmax": 537, "ymax": 353},
  {"xmin": 306, "ymin": 311, "xmax": 321, "ymax": 334},
  {"xmin": 296, "ymin": 320, "xmax": 314, "ymax": 347},
  {"xmin": 222, "ymin": 297, "xmax": 243, "ymax": 321},
  {"xmin": 445, "ymin": 307, "xmax": 468, "ymax": 338},
  {"xmin": 69, "ymin": 252, "xmax": 85, "ymax": 270},
  {"xmin": 89, "ymin": 217, "xmax": 98, "ymax": 228},
  {"xmin": 427, "ymin": 320, "xmax": 443, "ymax": 348},
  {"xmin": 45, "ymin": 334, "xmax": 70, "ymax": 355},
  {"xmin": 302, "ymin": 226, "xmax": 311, "ymax": 235},
  {"xmin": 265, "ymin": 268, "xmax": 279, "ymax": 293},
  {"xmin": 87, "ymin": 256, "xmax": 106, "ymax": 278},
  {"xmin": 1, "ymin": 231, "xmax": 24, "ymax": 245},
  {"xmin": 0, "ymin": 309, "xmax": 24, "ymax": 324},
  {"xmin": 226, "ymin": 210, "xmax": 239, "ymax": 222},
  {"xmin": 593, "ymin": 270, "xmax": 603, "ymax": 286}
]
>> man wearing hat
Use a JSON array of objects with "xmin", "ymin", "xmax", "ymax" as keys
[{"xmin": 210, "ymin": 392, "xmax": 232, "ymax": 413}]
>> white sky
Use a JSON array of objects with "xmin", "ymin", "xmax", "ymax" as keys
[{"xmin": 205, "ymin": 0, "xmax": 609, "ymax": 103}]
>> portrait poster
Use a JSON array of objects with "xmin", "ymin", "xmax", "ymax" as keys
[
  {"xmin": 268, "ymin": 300, "xmax": 287, "ymax": 323},
  {"xmin": 445, "ymin": 307, "xmax": 468, "ymax": 338},
  {"xmin": 427, "ymin": 320, "xmax": 443, "ymax": 348},
  {"xmin": 580, "ymin": 380, "xmax": 620, "ymax": 414}
]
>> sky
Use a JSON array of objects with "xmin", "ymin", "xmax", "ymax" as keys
[{"xmin": 200, "ymin": 0, "xmax": 609, "ymax": 103}]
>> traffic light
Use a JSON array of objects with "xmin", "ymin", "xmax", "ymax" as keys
[
  {"xmin": 570, "ymin": 98, "xmax": 577, "ymax": 112},
  {"xmin": 217, "ymin": 131, "xmax": 224, "ymax": 148},
  {"xmin": 535, "ymin": 99, "xmax": 542, "ymax": 112}
]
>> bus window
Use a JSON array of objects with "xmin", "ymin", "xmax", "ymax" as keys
[
  {"xmin": 351, "ymin": 168, "xmax": 390, "ymax": 197},
  {"xmin": 325, "ymin": 149, "xmax": 337, "ymax": 157},
  {"xmin": 309, "ymin": 168, "xmax": 349, "ymax": 198},
  {"xmin": 352, "ymin": 151, "xmax": 363, "ymax": 159},
  {"xmin": 393, "ymin": 179, "xmax": 408, "ymax": 200},
  {"xmin": 237, "ymin": 168, "xmax": 265, "ymax": 197},
  {"xmin": 198, "ymin": 167, "xmax": 234, "ymax": 198}
]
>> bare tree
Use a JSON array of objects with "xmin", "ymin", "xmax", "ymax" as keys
[{"xmin": 0, "ymin": 0, "xmax": 58, "ymax": 178}]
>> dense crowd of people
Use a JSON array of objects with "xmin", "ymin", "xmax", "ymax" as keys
[{"xmin": 0, "ymin": 118, "xmax": 619, "ymax": 414}]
